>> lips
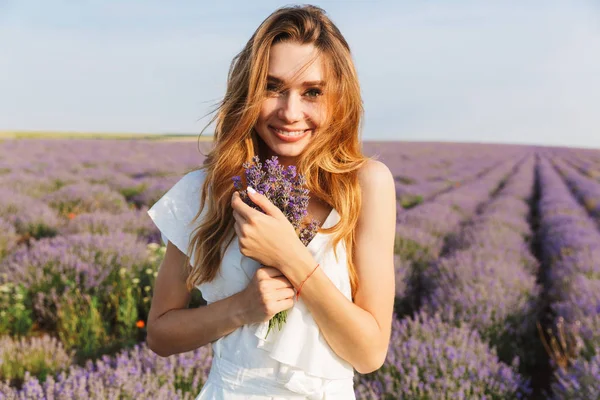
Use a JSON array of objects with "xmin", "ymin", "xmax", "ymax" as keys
[
  {"xmin": 270, "ymin": 126, "xmax": 310, "ymax": 133},
  {"xmin": 269, "ymin": 125, "xmax": 311, "ymax": 143}
]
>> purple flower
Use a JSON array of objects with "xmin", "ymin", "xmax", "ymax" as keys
[
  {"xmin": 232, "ymin": 155, "xmax": 319, "ymax": 246},
  {"xmin": 232, "ymin": 155, "xmax": 321, "ymax": 337},
  {"xmin": 360, "ymin": 312, "xmax": 531, "ymax": 398},
  {"xmin": 0, "ymin": 340, "xmax": 212, "ymax": 399}
]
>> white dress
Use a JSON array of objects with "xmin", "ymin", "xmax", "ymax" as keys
[{"xmin": 147, "ymin": 169, "xmax": 356, "ymax": 399}]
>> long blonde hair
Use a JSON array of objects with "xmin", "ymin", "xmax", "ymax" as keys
[{"xmin": 184, "ymin": 4, "xmax": 372, "ymax": 301}]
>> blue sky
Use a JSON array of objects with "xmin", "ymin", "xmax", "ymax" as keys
[{"xmin": 1, "ymin": 0, "xmax": 599, "ymax": 148}]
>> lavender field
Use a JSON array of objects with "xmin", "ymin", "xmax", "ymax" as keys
[{"xmin": 1, "ymin": 138, "xmax": 599, "ymax": 399}]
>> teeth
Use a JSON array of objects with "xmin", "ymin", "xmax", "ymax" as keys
[{"xmin": 274, "ymin": 128, "xmax": 306, "ymax": 137}]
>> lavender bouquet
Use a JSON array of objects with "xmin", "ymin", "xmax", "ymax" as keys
[{"xmin": 232, "ymin": 155, "xmax": 320, "ymax": 338}]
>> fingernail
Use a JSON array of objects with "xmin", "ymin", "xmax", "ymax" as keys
[{"xmin": 247, "ymin": 186, "xmax": 256, "ymax": 194}]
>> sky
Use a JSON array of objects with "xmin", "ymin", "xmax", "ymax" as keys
[{"xmin": 1, "ymin": 0, "xmax": 599, "ymax": 148}]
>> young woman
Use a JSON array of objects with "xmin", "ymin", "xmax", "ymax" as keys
[{"xmin": 146, "ymin": 5, "xmax": 396, "ymax": 399}]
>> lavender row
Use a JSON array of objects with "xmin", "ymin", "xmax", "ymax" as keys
[
  {"xmin": 0, "ymin": 139, "xmax": 210, "ymax": 180},
  {"xmin": 0, "ymin": 336, "xmax": 212, "ymax": 400},
  {"xmin": 392, "ymin": 157, "xmax": 499, "ymax": 208},
  {"xmin": 548, "ymin": 147, "xmax": 600, "ymax": 182},
  {"xmin": 0, "ymin": 233, "xmax": 162, "ymax": 356},
  {"xmin": 393, "ymin": 158, "xmax": 522, "ymax": 309},
  {"xmin": 394, "ymin": 156, "xmax": 521, "ymax": 265},
  {"xmin": 369, "ymin": 142, "xmax": 529, "ymax": 189},
  {"xmin": 551, "ymin": 157, "xmax": 600, "ymax": 222},
  {"xmin": 564, "ymin": 155, "xmax": 600, "ymax": 182},
  {"xmin": 358, "ymin": 157, "xmax": 539, "ymax": 397},
  {"xmin": 0, "ymin": 181, "xmax": 164, "ymax": 256},
  {"xmin": 0, "ymin": 140, "xmax": 211, "ymax": 220},
  {"xmin": 354, "ymin": 312, "xmax": 531, "ymax": 399},
  {"xmin": 0, "ymin": 140, "xmax": 523, "ymax": 204},
  {"xmin": 367, "ymin": 141, "xmax": 530, "ymax": 209},
  {"xmin": 355, "ymin": 158, "xmax": 535, "ymax": 398},
  {"xmin": 0, "ymin": 166, "xmax": 184, "ymax": 220},
  {"xmin": 419, "ymin": 156, "xmax": 542, "ymax": 371},
  {"xmin": 537, "ymin": 157, "xmax": 600, "ymax": 298},
  {"xmin": 536, "ymin": 156, "xmax": 600, "ymax": 398},
  {"xmin": 392, "ymin": 153, "xmax": 529, "ymax": 209}
]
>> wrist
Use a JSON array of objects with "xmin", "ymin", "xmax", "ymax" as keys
[
  {"xmin": 279, "ymin": 246, "xmax": 318, "ymax": 290},
  {"xmin": 232, "ymin": 290, "xmax": 250, "ymax": 326}
]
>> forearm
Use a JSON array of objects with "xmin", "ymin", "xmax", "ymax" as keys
[
  {"xmin": 147, "ymin": 291, "xmax": 247, "ymax": 357},
  {"xmin": 283, "ymin": 253, "xmax": 384, "ymax": 374}
]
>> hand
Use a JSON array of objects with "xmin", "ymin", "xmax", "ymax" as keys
[
  {"xmin": 231, "ymin": 188, "xmax": 304, "ymax": 268},
  {"xmin": 241, "ymin": 266, "xmax": 296, "ymax": 325}
]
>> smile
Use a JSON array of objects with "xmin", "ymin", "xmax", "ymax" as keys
[{"xmin": 269, "ymin": 126, "xmax": 311, "ymax": 142}]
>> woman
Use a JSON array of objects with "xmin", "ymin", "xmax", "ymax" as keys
[{"xmin": 146, "ymin": 4, "xmax": 396, "ymax": 399}]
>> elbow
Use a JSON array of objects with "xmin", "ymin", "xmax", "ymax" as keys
[
  {"xmin": 355, "ymin": 323, "xmax": 390, "ymax": 374},
  {"xmin": 356, "ymin": 356, "xmax": 385, "ymax": 375},
  {"xmin": 355, "ymin": 345, "xmax": 388, "ymax": 375},
  {"xmin": 146, "ymin": 323, "xmax": 171, "ymax": 358},
  {"xmin": 147, "ymin": 336, "xmax": 172, "ymax": 358},
  {"xmin": 147, "ymin": 338, "xmax": 169, "ymax": 358}
]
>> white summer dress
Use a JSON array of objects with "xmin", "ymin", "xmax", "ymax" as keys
[{"xmin": 146, "ymin": 169, "xmax": 356, "ymax": 400}]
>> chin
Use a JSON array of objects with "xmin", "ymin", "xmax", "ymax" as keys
[{"xmin": 269, "ymin": 142, "xmax": 309, "ymax": 158}]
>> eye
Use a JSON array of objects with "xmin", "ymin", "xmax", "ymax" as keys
[
  {"xmin": 305, "ymin": 88, "xmax": 322, "ymax": 98},
  {"xmin": 266, "ymin": 83, "xmax": 283, "ymax": 93}
]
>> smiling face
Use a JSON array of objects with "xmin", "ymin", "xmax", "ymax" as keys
[{"xmin": 254, "ymin": 41, "xmax": 327, "ymax": 167}]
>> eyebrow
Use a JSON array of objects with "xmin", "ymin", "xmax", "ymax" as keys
[{"xmin": 267, "ymin": 75, "xmax": 325, "ymax": 87}]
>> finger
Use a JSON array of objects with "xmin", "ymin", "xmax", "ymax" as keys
[
  {"xmin": 232, "ymin": 193, "xmax": 263, "ymax": 221},
  {"xmin": 232, "ymin": 209, "xmax": 245, "ymax": 223},
  {"xmin": 276, "ymin": 297, "xmax": 295, "ymax": 310},
  {"xmin": 256, "ymin": 266, "xmax": 285, "ymax": 279},
  {"xmin": 247, "ymin": 187, "xmax": 281, "ymax": 218},
  {"xmin": 234, "ymin": 221, "xmax": 242, "ymax": 237},
  {"xmin": 267, "ymin": 276, "xmax": 294, "ymax": 289},
  {"xmin": 275, "ymin": 288, "xmax": 296, "ymax": 301}
]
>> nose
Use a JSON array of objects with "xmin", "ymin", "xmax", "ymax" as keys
[{"xmin": 277, "ymin": 92, "xmax": 303, "ymax": 123}]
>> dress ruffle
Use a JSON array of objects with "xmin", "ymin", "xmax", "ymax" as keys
[{"xmin": 146, "ymin": 169, "xmax": 207, "ymax": 255}]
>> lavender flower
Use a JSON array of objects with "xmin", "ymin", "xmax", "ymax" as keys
[
  {"xmin": 0, "ymin": 334, "xmax": 74, "ymax": 386},
  {"xmin": 361, "ymin": 312, "xmax": 532, "ymax": 399},
  {"xmin": 232, "ymin": 155, "xmax": 320, "ymax": 337},
  {"xmin": 549, "ymin": 349, "xmax": 600, "ymax": 400},
  {"xmin": 0, "ymin": 341, "xmax": 212, "ymax": 399}
]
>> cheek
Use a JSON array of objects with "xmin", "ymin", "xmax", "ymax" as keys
[
  {"xmin": 258, "ymin": 99, "xmax": 278, "ymax": 123},
  {"xmin": 309, "ymin": 104, "xmax": 326, "ymax": 126}
]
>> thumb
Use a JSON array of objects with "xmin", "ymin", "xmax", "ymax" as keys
[{"xmin": 247, "ymin": 186, "xmax": 281, "ymax": 217}]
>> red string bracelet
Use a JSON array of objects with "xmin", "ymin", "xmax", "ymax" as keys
[{"xmin": 296, "ymin": 263, "xmax": 320, "ymax": 301}]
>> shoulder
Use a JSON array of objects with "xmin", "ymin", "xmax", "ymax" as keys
[
  {"xmin": 147, "ymin": 168, "xmax": 209, "ymax": 254},
  {"xmin": 182, "ymin": 168, "xmax": 207, "ymax": 184},
  {"xmin": 157, "ymin": 168, "xmax": 208, "ymax": 214},
  {"xmin": 356, "ymin": 159, "xmax": 396, "ymax": 222},
  {"xmin": 177, "ymin": 168, "xmax": 208, "ymax": 193},
  {"xmin": 357, "ymin": 159, "xmax": 395, "ymax": 192}
]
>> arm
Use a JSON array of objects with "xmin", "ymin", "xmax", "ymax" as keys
[
  {"xmin": 146, "ymin": 241, "xmax": 248, "ymax": 357},
  {"xmin": 281, "ymin": 160, "xmax": 396, "ymax": 374}
]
